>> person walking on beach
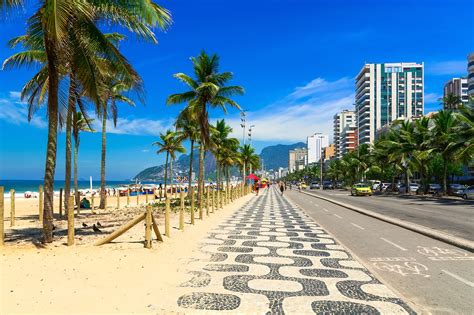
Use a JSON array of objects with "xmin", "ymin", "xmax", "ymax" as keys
[
  {"xmin": 255, "ymin": 181, "xmax": 260, "ymax": 196},
  {"xmin": 279, "ymin": 181, "xmax": 285, "ymax": 195}
]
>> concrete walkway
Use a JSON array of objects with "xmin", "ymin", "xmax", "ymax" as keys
[{"xmin": 176, "ymin": 186, "xmax": 415, "ymax": 314}]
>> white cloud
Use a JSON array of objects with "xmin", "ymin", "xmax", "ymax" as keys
[
  {"xmin": 93, "ymin": 116, "xmax": 172, "ymax": 136},
  {"xmin": 0, "ymin": 92, "xmax": 47, "ymax": 128},
  {"xmin": 424, "ymin": 92, "xmax": 442, "ymax": 104},
  {"xmin": 223, "ymin": 77, "xmax": 355, "ymax": 143},
  {"xmin": 426, "ymin": 60, "xmax": 467, "ymax": 76}
]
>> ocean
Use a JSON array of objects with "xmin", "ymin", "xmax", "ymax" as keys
[{"xmin": 0, "ymin": 179, "xmax": 162, "ymax": 197}]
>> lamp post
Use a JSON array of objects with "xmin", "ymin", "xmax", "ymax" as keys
[
  {"xmin": 240, "ymin": 110, "xmax": 247, "ymax": 184},
  {"xmin": 248, "ymin": 125, "xmax": 255, "ymax": 178}
]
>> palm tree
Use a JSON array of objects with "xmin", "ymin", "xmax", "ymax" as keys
[
  {"xmin": 219, "ymin": 139, "xmax": 240, "ymax": 193},
  {"xmin": 210, "ymin": 120, "xmax": 233, "ymax": 193},
  {"xmin": 72, "ymin": 111, "xmax": 94, "ymax": 207},
  {"xmin": 153, "ymin": 130, "xmax": 186, "ymax": 196},
  {"xmin": 167, "ymin": 51, "xmax": 244, "ymax": 210},
  {"xmin": 440, "ymin": 94, "xmax": 462, "ymax": 110},
  {"xmin": 239, "ymin": 144, "xmax": 254, "ymax": 181},
  {"xmin": 175, "ymin": 107, "xmax": 200, "ymax": 193},
  {"xmin": 431, "ymin": 110, "xmax": 462, "ymax": 194},
  {"xmin": 99, "ymin": 81, "xmax": 137, "ymax": 209},
  {"xmin": 2, "ymin": 0, "xmax": 172, "ymax": 242}
]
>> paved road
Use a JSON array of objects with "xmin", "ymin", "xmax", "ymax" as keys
[
  {"xmin": 287, "ymin": 190, "xmax": 474, "ymax": 314},
  {"xmin": 176, "ymin": 187, "xmax": 414, "ymax": 314},
  {"xmin": 303, "ymin": 189, "xmax": 474, "ymax": 241}
]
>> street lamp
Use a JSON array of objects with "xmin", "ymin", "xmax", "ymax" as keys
[
  {"xmin": 248, "ymin": 125, "xmax": 255, "ymax": 177},
  {"xmin": 240, "ymin": 110, "xmax": 247, "ymax": 184}
]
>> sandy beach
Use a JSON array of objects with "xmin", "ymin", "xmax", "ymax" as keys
[{"xmin": 1, "ymin": 190, "xmax": 253, "ymax": 314}]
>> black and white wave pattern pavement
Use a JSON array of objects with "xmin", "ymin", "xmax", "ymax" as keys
[{"xmin": 177, "ymin": 187, "xmax": 415, "ymax": 314}]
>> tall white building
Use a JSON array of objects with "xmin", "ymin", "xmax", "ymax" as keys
[
  {"xmin": 333, "ymin": 110, "xmax": 355, "ymax": 158},
  {"xmin": 468, "ymin": 52, "xmax": 474, "ymax": 98},
  {"xmin": 307, "ymin": 133, "xmax": 328, "ymax": 164},
  {"xmin": 355, "ymin": 62, "xmax": 424, "ymax": 145},
  {"xmin": 444, "ymin": 77, "xmax": 468, "ymax": 108}
]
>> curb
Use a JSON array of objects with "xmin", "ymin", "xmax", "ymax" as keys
[{"xmin": 300, "ymin": 190, "xmax": 474, "ymax": 253}]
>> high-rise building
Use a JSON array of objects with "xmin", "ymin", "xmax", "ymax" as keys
[
  {"xmin": 444, "ymin": 77, "xmax": 468, "ymax": 108},
  {"xmin": 288, "ymin": 148, "xmax": 307, "ymax": 172},
  {"xmin": 468, "ymin": 52, "xmax": 474, "ymax": 98},
  {"xmin": 340, "ymin": 125, "xmax": 357, "ymax": 156},
  {"xmin": 333, "ymin": 110, "xmax": 355, "ymax": 158},
  {"xmin": 355, "ymin": 62, "xmax": 424, "ymax": 145},
  {"xmin": 324, "ymin": 144, "xmax": 335, "ymax": 161},
  {"xmin": 306, "ymin": 133, "xmax": 328, "ymax": 164}
]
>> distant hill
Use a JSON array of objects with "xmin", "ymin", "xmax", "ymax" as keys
[
  {"xmin": 259, "ymin": 142, "xmax": 306, "ymax": 170},
  {"xmin": 133, "ymin": 142, "xmax": 306, "ymax": 180}
]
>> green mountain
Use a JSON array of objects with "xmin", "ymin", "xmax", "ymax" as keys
[
  {"xmin": 259, "ymin": 142, "xmax": 306, "ymax": 170},
  {"xmin": 133, "ymin": 142, "xmax": 305, "ymax": 180}
]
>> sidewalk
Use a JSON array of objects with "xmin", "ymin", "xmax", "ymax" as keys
[{"xmin": 175, "ymin": 187, "xmax": 415, "ymax": 314}]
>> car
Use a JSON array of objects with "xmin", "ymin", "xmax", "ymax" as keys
[
  {"xmin": 428, "ymin": 183, "xmax": 442, "ymax": 194},
  {"xmin": 323, "ymin": 181, "xmax": 333, "ymax": 190},
  {"xmin": 409, "ymin": 183, "xmax": 420, "ymax": 193},
  {"xmin": 462, "ymin": 186, "xmax": 474, "ymax": 200},
  {"xmin": 370, "ymin": 180, "xmax": 381, "ymax": 190},
  {"xmin": 335, "ymin": 182, "xmax": 343, "ymax": 189},
  {"xmin": 380, "ymin": 183, "xmax": 392, "ymax": 191},
  {"xmin": 351, "ymin": 183, "xmax": 372, "ymax": 196},
  {"xmin": 396, "ymin": 183, "xmax": 406, "ymax": 192},
  {"xmin": 448, "ymin": 184, "xmax": 466, "ymax": 197},
  {"xmin": 299, "ymin": 182, "xmax": 307, "ymax": 189},
  {"xmin": 309, "ymin": 182, "xmax": 320, "ymax": 189}
]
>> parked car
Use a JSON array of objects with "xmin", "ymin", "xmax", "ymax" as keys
[
  {"xmin": 335, "ymin": 182, "xmax": 343, "ymax": 189},
  {"xmin": 409, "ymin": 183, "xmax": 420, "ymax": 193},
  {"xmin": 299, "ymin": 182, "xmax": 307, "ymax": 189},
  {"xmin": 396, "ymin": 183, "xmax": 406, "ymax": 192},
  {"xmin": 323, "ymin": 181, "xmax": 333, "ymax": 190},
  {"xmin": 462, "ymin": 186, "xmax": 474, "ymax": 200},
  {"xmin": 428, "ymin": 183, "xmax": 442, "ymax": 194},
  {"xmin": 309, "ymin": 182, "xmax": 320, "ymax": 189},
  {"xmin": 351, "ymin": 183, "xmax": 372, "ymax": 196},
  {"xmin": 448, "ymin": 184, "xmax": 466, "ymax": 197},
  {"xmin": 370, "ymin": 180, "xmax": 381, "ymax": 190},
  {"xmin": 380, "ymin": 183, "xmax": 392, "ymax": 191}
]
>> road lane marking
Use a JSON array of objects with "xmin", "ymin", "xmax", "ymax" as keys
[
  {"xmin": 333, "ymin": 214, "xmax": 343, "ymax": 219},
  {"xmin": 442, "ymin": 270, "xmax": 474, "ymax": 288},
  {"xmin": 350, "ymin": 223, "xmax": 365, "ymax": 230},
  {"xmin": 380, "ymin": 237, "xmax": 408, "ymax": 251}
]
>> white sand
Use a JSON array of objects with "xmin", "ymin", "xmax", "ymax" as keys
[{"xmin": 1, "ymin": 192, "xmax": 254, "ymax": 314}]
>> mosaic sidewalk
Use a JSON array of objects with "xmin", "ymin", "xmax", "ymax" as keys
[{"xmin": 176, "ymin": 187, "xmax": 415, "ymax": 314}]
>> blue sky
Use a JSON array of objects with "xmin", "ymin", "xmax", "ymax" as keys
[{"xmin": 0, "ymin": 0, "xmax": 473, "ymax": 180}]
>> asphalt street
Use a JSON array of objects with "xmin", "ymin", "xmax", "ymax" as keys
[
  {"xmin": 286, "ymin": 189, "xmax": 474, "ymax": 314},
  {"xmin": 303, "ymin": 189, "xmax": 474, "ymax": 242}
]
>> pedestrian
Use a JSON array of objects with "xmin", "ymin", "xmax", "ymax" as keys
[
  {"xmin": 279, "ymin": 181, "xmax": 285, "ymax": 195},
  {"xmin": 255, "ymin": 181, "xmax": 260, "ymax": 196}
]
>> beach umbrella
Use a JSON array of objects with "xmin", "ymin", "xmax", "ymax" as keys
[{"xmin": 247, "ymin": 173, "xmax": 260, "ymax": 180}]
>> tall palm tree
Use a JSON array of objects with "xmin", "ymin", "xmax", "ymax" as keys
[
  {"xmin": 219, "ymin": 139, "xmax": 240, "ymax": 193},
  {"xmin": 153, "ymin": 130, "xmax": 186, "ymax": 196},
  {"xmin": 210, "ymin": 120, "xmax": 234, "ymax": 193},
  {"xmin": 440, "ymin": 94, "xmax": 462, "ymax": 111},
  {"xmin": 72, "ymin": 111, "xmax": 94, "ymax": 207},
  {"xmin": 175, "ymin": 107, "xmax": 200, "ymax": 194},
  {"xmin": 167, "ymin": 51, "xmax": 244, "ymax": 210},
  {"xmin": 99, "ymin": 81, "xmax": 137, "ymax": 209},
  {"xmin": 2, "ymin": 0, "xmax": 172, "ymax": 242},
  {"xmin": 431, "ymin": 110, "xmax": 462, "ymax": 193}
]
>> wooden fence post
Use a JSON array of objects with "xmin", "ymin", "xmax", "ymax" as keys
[
  {"xmin": 211, "ymin": 186, "xmax": 215, "ymax": 213},
  {"xmin": 216, "ymin": 185, "xmax": 220, "ymax": 212},
  {"xmin": 116, "ymin": 193, "xmax": 120, "ymax": 209},
  {"xmin": 179, "ymin": 189, "xmax": 185, "ymax": 230},
  {"xmin": 145, "ymin": 205, "xmax": 152, "ymax": 248},
  {"xmin": 39, "ymin": 185, "xmax": 43, "ymax": 224},
  {"xmin": 91, "ymin": 193, "xmax": 95, "ymax": 212},
  {"xmin": 0, "ymin": 186, "xmax": 4, "ymax": 246},
  {"xmin": 165, "ymin": 195, "xmax": 170, "ymax": 237},
  {"xmin": 145, "ymin": 191, "xmax": 149, "ymax": 203},
  {"xmin": 136, "ymin": 190, "xmax": 139, "ymax": 205},
  {"xmin": 190, "ymin": 187, "xmax": 195, "ymax": 225},
  {"xmin": 10, "ymin": 189, "xmax": 15, "ymax": 226},
  {"xmin": 127, "ymin": 188, "xmax": 130, "ymax": 206},
  {"xmin": 67, "ymin": 196, "xmax": 74, "ymax": 246},
  {"xmin": 59, "ymin": 188, "xmax": 63, "ymax": 218},
  {"xmin": 206, "ymin": 186, "xmax": 210, "ymax": 216}
]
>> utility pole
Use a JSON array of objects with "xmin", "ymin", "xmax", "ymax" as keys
[
  {"xmin": 248, "ymin": 125, "xmax": 255, "ymax": 177},
  {"xmin": 320, "ymin": 146, "xmax": 324, "ymax": 191}
]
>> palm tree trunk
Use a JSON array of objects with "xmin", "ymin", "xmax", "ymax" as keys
[
  {"xmin": 64, "ymin": 105, "xmax": 72, "ymax": 214},
  {"xmin": 405, "ymin": 170, "xmax": 409, "ymax": 194},
  {"xmin": 99, "ymin": 109, "xmax": 107, "ymax": 209},
  {"xmin": 74, "ymin": 141, "xmax": 80, "ymax": 207},
  {"xmin": 170, "ymin": 159, "xmax": 173, "ymax": 196},
  {"xmin": 197, "ymin": 143, "xmax": 204, "ymax": 207},
  {"xmin": 188, "ymin": 140, "xmax": 194, "ymax": 193},
  {"xmin": 442, "ymin": 158, "xmax": 448, "ymax": 195},
  {"xmin": 164, "ymin": 152, "xmax": 169, "ymax": 196},
  {"xmin": 42, "ymin": 32, "xmax": 59, "ymax": 243},
  {"xmin": 216, "ymin": 160, "xmax": 220, "ymax": 206}
]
